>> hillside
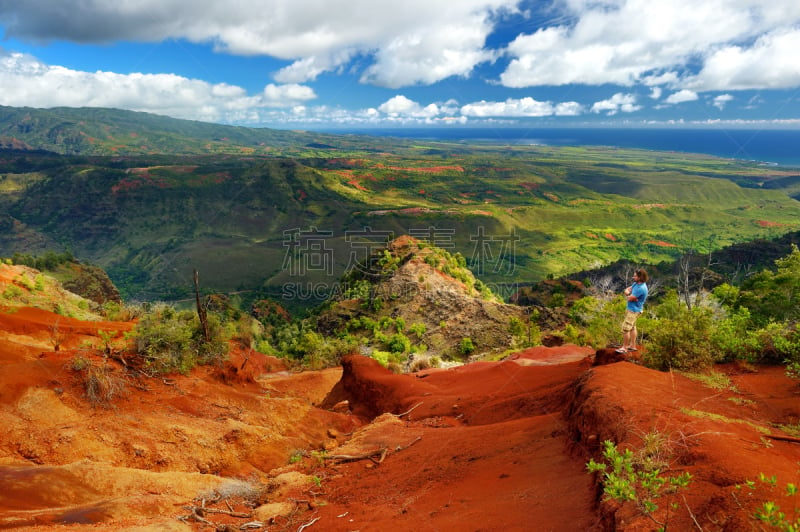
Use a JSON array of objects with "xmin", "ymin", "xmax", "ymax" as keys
[
  {"xmin": 3, "ymin": 264, "xmax": 800, "ymax": 530},
  {"xmin": 315, "ymin": 235, "xmax": 535, "ymax": 363},
  {"xmin": 2, "ymin": 106, "xmax": 800, "ymax": 306},
  {"xmin": 0, "ymin": 105, "xmax": 372, "ymax": 156}
]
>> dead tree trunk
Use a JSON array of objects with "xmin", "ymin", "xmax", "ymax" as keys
[{"xmin": 193, "ymin": 269, "xmax": 210, "ymax": 343}]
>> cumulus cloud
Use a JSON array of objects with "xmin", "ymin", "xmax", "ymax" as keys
[
  {"xmin": 686, "ymin": 28, "xmax": 800, "ymax": 91},
  {"xmin": 0, "ymin": 51, "xmax": 314, "ymax": 122},
  {"xmin": 377, "ymin": 95, "xmax": 440, "ymax": 118},
  {"xmin": 262, "ymin": 83, "xmax": 316, "ymax": 107},
  {"xmin": 590, "ymin": 93, "xmax": 641, "ymax": 115},
  {"xmin": 2, "ymin": 0, "xmax": 800, "ymax": 126},
  {"xmin": 501, "ymin": 0, "xmax": 800, "ymax": 92},
  {"xmin": 664, "ymin": 89, "xmax": 699, "ymax": 105},
  {"xmin": 0, "ymin": 0, "xmax": 519, "ymax": 88},
  {"xmin": 712, "ymin": 94, "xmax": 734, "ymax": 110},
  {"xmin": 460, "ymin": 97, "xmax": 584, "ymax": 117}
]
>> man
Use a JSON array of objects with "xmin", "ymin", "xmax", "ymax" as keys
[{"xmin": 616, "ymin": 269, "xmax": 648, "ymax": 354}]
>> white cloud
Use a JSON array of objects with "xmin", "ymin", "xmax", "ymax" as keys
[
  {"xmin": 461, "ymin": 97, "xmax": 553, "ymax": 117},
  {"xmin": 0, "ymin": 51, "xmax": 315, "ymax": 122},
  {"xmin": 554, "ymin": 101, "xmax": 584, "ymax": 116},
  {"xmin": 649, "ymin": 87, "xmax": 662, "ymax": 100},
  {"xmin": 359, "ymin": 21, "xmax": 497, "ymax": 88},
  {"xmin": 262, "ymin": 83, "xmax": 316, "ymax": 107},
  {"xmin": 377, "ymin": 95, "xmax": 440, "ymax": 118},
  {"xmin": 501, "ymin": 0, "xmax": 800, "ymax": 92},
  {"xmin": 591, "ymin": 93, "xmax": 641, "ymax": 115},
  {"xmin": 686, "ymin": 28, "xmax": 800, "ymax": 91},
  {"xmin": 0, "ymin": 0, "xmax": 520, "ymax": 88},
  {"xmin": 712, "ymin": 94, "xmax": 734, "ymax": 110},
  {"xmin": 460, "ymin": 97, "xmax": 584, "ymax": 117},
  {"xmin": 664, "ymin": 89, "xmax": 698, "ymax": 105}
]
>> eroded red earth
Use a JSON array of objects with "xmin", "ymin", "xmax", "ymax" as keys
[{"xmin": 2, "ymin": 301, "xmax": 800, "ymax": 531}]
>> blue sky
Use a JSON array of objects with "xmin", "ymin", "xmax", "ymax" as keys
[{"xmin": 1, "ymin": 0, "xmax": 799, "ymax": 130}]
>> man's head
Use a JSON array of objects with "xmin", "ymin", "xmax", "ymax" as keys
[{"xmin": 634, "ymin": 269, "xmax": 648, "ymax": 283}]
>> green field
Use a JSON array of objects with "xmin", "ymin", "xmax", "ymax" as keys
[{"xmin": 1, "ymin": 106, "xmax": 799, "ymax": 307}]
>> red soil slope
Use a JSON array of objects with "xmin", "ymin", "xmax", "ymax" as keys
[{"xmin": 2, "ymin": 303, "xmax": 800, "ymax": 531}]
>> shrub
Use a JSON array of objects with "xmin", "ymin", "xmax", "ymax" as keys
[
  {"xmin": 587, "ymin": 439, "xmax": 692, "ymax": 530},
  {"xmin": 101, "ymin": 301, "xmax": 141, "ymax": 321},
  {"xmin": 644, "ymin": 291, "xmax": 716, "ymax": 370},
  {"xmin": 568, "ymin": 295, "xmax": 626, "ymax": 348},
  {"xmin": 737, "ymin": 244, "xmax": 800, "ymax": 327},
  {"xmin": 72, "ymin": 356, "xmax": 126, "ymax": 408},
  {"xmin": 409, "ymin": 322, "xmax": 426, "ymax": 339},
  {"xmin": 459, "ymin": 337, "xmax": 475, "ymax": 356},
  {"xmin": 132, "ymin": 303, "xmax": 228, "ymax": 374},
  {"xmin": 510, "ymin": 316, "xmax": 541, "ymax": 348},
  {"xmin": 387, "ymin": 332, "xmax": 411, "ymax": 354},
  {"xmin": 2, "ymin": 284, "xmax": 23, "ymax": 299},
  {"xmin": 708, "ymin": 305, "xmax": 754, "ymax": 361}
]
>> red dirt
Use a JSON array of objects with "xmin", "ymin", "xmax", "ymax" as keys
[
  {"xmin": 2, "ymin": 305, "xmax": 800, "ymax": 531},
  {"xmin": 757, "ymin": 220, "xmax": 787, "ymax": 228}
]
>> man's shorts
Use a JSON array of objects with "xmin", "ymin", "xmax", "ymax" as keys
[{"xmin": 622, "ymin": 310, "xmax": 641, "ymax": 333}]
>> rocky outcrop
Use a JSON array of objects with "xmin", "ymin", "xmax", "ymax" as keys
[
  {"xmin": 60, "ymin": 262, "xmax": 122, "ymax": 305},
  {"xmin": 317, "ymin": 235, "xmax": 530, "ymax": 360}
]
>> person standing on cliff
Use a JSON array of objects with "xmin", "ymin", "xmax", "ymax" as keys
[{"xmin": 616, "ymin": 269, "xmax": 648, "ymax": 354}]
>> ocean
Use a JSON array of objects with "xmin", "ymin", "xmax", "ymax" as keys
[{"xmin": 319, "ymin": 127, "xmax": 800, "ymax": 167}]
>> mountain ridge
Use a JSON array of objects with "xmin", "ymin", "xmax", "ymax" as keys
[{"xmin": 0, "ymin": 104, "xmax": 373, "ymax": 156}]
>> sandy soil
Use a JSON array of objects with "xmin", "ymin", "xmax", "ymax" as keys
[{"xmin": 2, "ymin": 301, "xmax": 800, "ymax": 531}]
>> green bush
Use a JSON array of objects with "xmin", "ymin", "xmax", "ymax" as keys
[
  {"xmin": 568, "ymin": 295, "xmax": 626, "ymax": 348},
  {"xmin": 644, "ymin": 291, "xmax": 716, "ymax": 370},
  {"xmin": 750, "ymin": 322, "xmax": 800, "ymax": 365},
  {"xmin": 387, "ymin": 332, "xmax": 411, "ymax": 354},
  {"xmin": 737, "ymin": 244, "xmax": 800, "ymax": 327},
  {"xmin": 708, "ymin": 304, "xmax": 753, "ymax": 361},
  {"xmin": 2, "ymin": 284, "xmax": 23, "ymax": 299},
  {"xmin": 409, "ymin": 322, "xmax": 426, "ymax": 339},
  {"xmin": 459, "ymin": 337, "xmax": 475, "ymax": 356},
  {"xmin": 587, "ymin": 439, "xmax": 692, "ymax": 529},
  {"xmin": 132, "ymin": 303, "xmax": 228, "ymax": 374}
]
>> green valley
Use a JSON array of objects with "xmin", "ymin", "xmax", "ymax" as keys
[{"xmin": 1, "ymin": 106, "xmax": 799, "ymax": 309}]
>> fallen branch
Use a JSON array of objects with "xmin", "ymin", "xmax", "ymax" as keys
[
  {"xmin": 178, "ymin": 506, "xmax": 214, "ymax": 526},
  {"xmin": 396, "ymin": 436, "xmax": 422, "ymax": 451},
  {"xmin": 326, "ymin": 447, "xmax": 388, "ymax": 464},
  {"xmin": 297, "ymin": 516, "xmax": 320, "ymax": 531},
  {"xmin": 682, "ymin": 494, "xmax": 703, "ymax": 531},
  {"xmin": 393, "ymin": 402, "xmax": 423, "ymax": 418},
  {"xmin": 766, "ymin": 434, "xmax": 800, "ymax": 444},
  {"xmin": 326, "ymin": 436, "xmax": 422, "ymax": 465},
  {"xmin": 184, "ymin": 505, "xmax": 252, "ymax": 519}
]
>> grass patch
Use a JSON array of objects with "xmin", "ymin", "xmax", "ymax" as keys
[
  {"xmin": 681, "ymin": 408, "xmax": 771, "ymax": 434},
  {"xmin": 681, "ymin": 370, "xmax": 738, "ymax": 391}
]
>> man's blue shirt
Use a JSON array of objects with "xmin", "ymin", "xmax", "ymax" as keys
[{"xmin": 627, "ymin": 282, "xmax": 648, "ymax": 313}]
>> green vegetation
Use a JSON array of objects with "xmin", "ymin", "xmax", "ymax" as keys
[
  {"xmin": 681, "ymin": 370, "xmax": 736, "ymax": 391},
  {"xmin": 735, "ymin": 473, "xmax": 800, "ymax": 531},
  {"xmin": 131, "ymin": 303, "xmax": 229, "ymax": 374},
  {"xmin": 459, "ymin": 337, "xmax": 476, "ymax": 356},
  {"xmin": 2, "ymin": 106, "xmax": 800, "ymax": 307},
  {"xmin": 9, "ymin": 250, "xmax": 75, "ymax": 271},
  {"xmin": 587, "ymin": 438, "xmax": 692, "ymax": 530}
]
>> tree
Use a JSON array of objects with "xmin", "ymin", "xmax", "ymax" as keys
[{"xmin": 738, "ymin": 244, "xmax": 800, "ymax": 326}]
